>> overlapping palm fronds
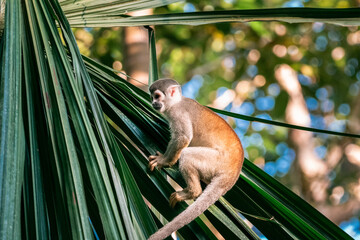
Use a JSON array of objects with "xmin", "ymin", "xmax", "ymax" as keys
[{"xmin": 0, "ymin": 0, "xmax": 357, "ymax": 239}]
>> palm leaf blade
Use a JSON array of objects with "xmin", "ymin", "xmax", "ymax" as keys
[
  {"xmin": 0, "ymin": 0, "xmax": 25, "ymax": 239},
  {"xmin": 210, "ymin": 107, "xmax": 360, "ymax": 138},
  {"xmin": 65, "ymin": 8, "xmax": 360, "ymax": 27}
]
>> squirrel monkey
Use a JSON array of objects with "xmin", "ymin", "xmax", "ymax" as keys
[{"xmin": 148, "ymin": 78, "xmax": 244, "ymax": 240}]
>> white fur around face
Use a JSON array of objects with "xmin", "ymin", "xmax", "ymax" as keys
[{"xmin": 151, "ymin": 89, "xmax": 166, "ymax": 112}]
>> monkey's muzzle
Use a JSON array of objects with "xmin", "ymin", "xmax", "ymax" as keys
[{"xmin": 152, "ymin": 102, "xmax": 163, "ymax": 111}]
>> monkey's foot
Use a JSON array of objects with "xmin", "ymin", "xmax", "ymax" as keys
[
  {"xmin": 148, "ymin": 151, "xmax": 165, "ymax": 171},
  {"xmin": 169, "ymin": 192, "xmax": 186, "ymax": 208}
]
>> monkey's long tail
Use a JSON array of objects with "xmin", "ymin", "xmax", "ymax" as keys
[{"xmin": 148, "ymin": 179, "xmax": 228, "ymax": 240}]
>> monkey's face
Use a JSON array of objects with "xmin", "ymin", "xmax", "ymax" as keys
[
  {"xmin": 151, "ymin": 90, "xmax": 166, "ymax": 112},
  {"xmin": 150, "ymin": 86, "xmax": 182, "ymax": 113}
]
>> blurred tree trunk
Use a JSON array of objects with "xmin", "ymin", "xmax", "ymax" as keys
[
  {"xmin": 348, "ymin": 93, "xmax": 360, "ymax": 133},
  {"xmin": 0, "ymin": 0, "xmax": 5, "ymax": 40},
  {"xmin": 275, "ymin": 64, "xmax": 360, "ymax": 224},
  {"xmin": 316, "ymin": 91, "xmax": 360, "ymax": 224},
  {"xmin": 275, "ymin": 64, "xmax": 329, "ymax": 202},
  {"xmin": 123, "ymin": 9, "xmax": 152, "ymax": 91}
]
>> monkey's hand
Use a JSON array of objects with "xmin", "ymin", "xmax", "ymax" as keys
[{"xmin": 148, "ymin": 151, "xmax": 169, "ymax": 171}]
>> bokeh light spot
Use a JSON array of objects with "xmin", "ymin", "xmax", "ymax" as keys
[
  {"xmin": 255, "ymin": 96, "xmax": 275, "ymax": 111},
  {"xmin": 331, "ymin": 47, "xmax": 345, "ymax": 61},
  {"xmin": 267, "ymin": 83, "xmax": 280, "ymax": 97},
  {"xmin": 272, "ymin": 44, "xmax": 287, "ymax": 57},
  {"xmin": 306, "ymin": 97, "xmax": 319, "ymax": 111},
  {"xmin": 338, "ymin": 103, "xmax": 351, "ymax": 116}
]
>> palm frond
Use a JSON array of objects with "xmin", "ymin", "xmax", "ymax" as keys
[
  {"xmin": 210, "ymin": 107, "xmax": 360, "ymax": 139},
  {"xmin": 65, "ymin": 8, "xmax": 360, "ymax": 27},
  {"xmin": 60, "ymin": 0, "xmax": 181, "ymax": 19},
  {"xmin": 0, "ymin": 1, "xmax": 25, "ymax": 238}
]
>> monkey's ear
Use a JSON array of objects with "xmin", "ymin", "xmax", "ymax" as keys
[{"xmin": 168, "ymin": 85, "xmax": 180, "ymax": 97}]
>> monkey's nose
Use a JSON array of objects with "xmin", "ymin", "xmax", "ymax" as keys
[{"xmin": 152, "ymin": 102, "xmax": 162, "ymax": 110}]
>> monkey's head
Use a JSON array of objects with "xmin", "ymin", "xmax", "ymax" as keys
[{"xmin": 149, "ymin": 78, "xmax": 182, "ymax": 113}]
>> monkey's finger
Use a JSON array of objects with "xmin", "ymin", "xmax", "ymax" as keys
[
  {"xmin": 148, "ymin": 159, "xmax": 155, "ymax": 168},
  {"xmin": 149, "ymin": 163, "xmax": 157, "ymax": 171},
  {"xmin": 149, "ymin": 160, "xmax": 158, "ymax": 171},
  {"xmin": 156, "ymin": 151, "xmax": 162, "ymax": 156},
  {"xmin": 169, "ymin": 194, "xmax": 175, "ymax": 208},
  {"xmin": 169, "ymin": 192, "xmax": 179, "ymax": 208},
  {"xmin": 170, "ymin": 201, "xmax": 177, "ymax": 208},
  {"xmin": 148, "ymin": 155, "xmax": 157, "ymax": 161}
]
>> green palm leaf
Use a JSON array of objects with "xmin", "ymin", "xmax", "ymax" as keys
[
  {"xmin": 0, "ymin": 1, "xmax": 25, "ymax": 239},
  {"xmin": 65, "ymin": 7, "xmax": 360, "ymax": 27},
  {"xmin": 210, "ymin": 107, "xmax": 360, "ymax": 139},
  {"xmin": 60, "ymin": 0, "xmax": 181, "ymax": 19}
]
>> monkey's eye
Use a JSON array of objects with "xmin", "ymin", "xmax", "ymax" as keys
[{"xmin": 154, "ymin": 93, "xmax": 161, "ymax": 99}]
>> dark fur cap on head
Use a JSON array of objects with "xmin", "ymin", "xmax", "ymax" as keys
[{"xmin": 149, "ymin": 78, "xmax": 180, "ymax": 94}]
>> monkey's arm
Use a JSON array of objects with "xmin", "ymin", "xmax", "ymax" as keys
[
  {"xmin": 163, "ymin": 132, "xmax": 191, "ymax": 166},
  {"xmin": 149, "ymin": 118, "xmax": 192, "ymax": 171}
]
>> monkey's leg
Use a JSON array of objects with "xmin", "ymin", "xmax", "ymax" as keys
[
  {"xmin": 169, "ymin": 147, "xmax": 220, "ymax": 207},
  {"xmin": 169, "ymin": 172, "xmax": 200, "ymax": 208}
]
